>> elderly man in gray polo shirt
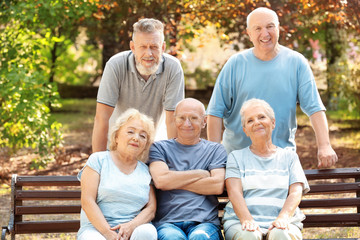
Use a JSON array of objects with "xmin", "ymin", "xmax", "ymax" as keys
[{"xmin": 92, "ymin": 18, "xmax": 184, "ymax": 152}]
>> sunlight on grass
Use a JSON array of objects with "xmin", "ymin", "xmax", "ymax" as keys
[{"xmin": 51, "ymin": 98, "xmax": 96, "ymax": 132}]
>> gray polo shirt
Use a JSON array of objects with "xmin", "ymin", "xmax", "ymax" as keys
[{"xmin": 97, "ymin": 50, "xmax": 184, "ymax": 143}]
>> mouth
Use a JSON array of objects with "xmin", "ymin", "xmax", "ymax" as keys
[
  {"xmin": 260, "ymin": 38, "xmax": 271, "ymax": 43},
  {"xmin": 129, "ymin": 143, "xmax": 139, "ymax": 148}
]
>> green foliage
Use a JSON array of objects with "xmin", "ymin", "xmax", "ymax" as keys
[{"xmin": 0, "ymin": 0, "xmax": 96, "ymax": 167}]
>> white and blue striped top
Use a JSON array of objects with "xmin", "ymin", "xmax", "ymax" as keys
[{"xmin": 223, "ymin": 147, "xmax": 310, "ymax": 234}]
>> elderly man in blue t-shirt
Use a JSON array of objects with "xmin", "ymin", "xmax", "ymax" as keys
[
  {"xmin": 206, "ymin": 7, "xmax": 337, "ymax": 168},
  {"xmin": 148, "ymin": 98, "xmax": 227, "ymax": 240}
]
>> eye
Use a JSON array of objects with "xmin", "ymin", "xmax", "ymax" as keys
[
  {"xmin": 150, "ymin": 45, "xmax": 159, "ymax": 50},
  {"xmin": 191, "ymin": 116, "xmax": 199, "ymax": 121},
  {"xmin": 127, "ymin": 130, "xmax": 134, "ymax": 134},
  {"xmin": 140, "ymin": 133, "xmax": 147, "ymax": 139}
]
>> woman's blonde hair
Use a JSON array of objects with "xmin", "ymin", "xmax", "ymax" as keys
[{"xmin": 109, "ymin": 108, "xmax": 155, "ymax": 162}]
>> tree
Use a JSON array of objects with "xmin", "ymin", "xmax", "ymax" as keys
[{"xmin": 0, "ymin": 0, "xmax": 96, "ymax": 167}]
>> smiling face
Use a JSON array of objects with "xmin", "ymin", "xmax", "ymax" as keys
[
  {"xmin": 174, "ymin": 99, "xmax": 206, "ymax": 145},
  {"xmin": 242, "ymin": 105, "xmax": 275, "ymax": 141},
  {"xmin": 115, "ymin": 118, "xmax": 149, "ymax": 159},
  {"xmin": 247, "ymin": 9, "xmax": 280, "ymax": 60},
  {"xmin": 130, "ymin": 31, "xmax": 165, "ymax": 79}
]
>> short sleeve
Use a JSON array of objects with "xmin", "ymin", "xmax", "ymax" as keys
[
  {"xmin": 208, "ymin": 143, "xmax": 227, "ymax": 170},
  {"xmin": 288, "ymin": 151, "xmax": 310, "ymax": 194},
  {"xmin": 77, "ymin": 152, "xmax": 104, "ymax": 181},
  {"xmin": 297, "ymin": 54, "xmax": 325, "ymax": 116},
  {"xmin": 148, "ymin": 142, "xmax": 166, "ymax": 164},
  {"xmin": 225, "ymin": 152, "xmax": 242, "ymax": 179}
]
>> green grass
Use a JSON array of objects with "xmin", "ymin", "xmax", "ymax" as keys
[{"xmin": 51, "ymin": 98, "xmax": 96, "ymax": 132}]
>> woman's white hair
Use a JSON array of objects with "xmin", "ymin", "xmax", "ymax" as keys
[
  {"xmin": 240, "ymin": 98, "xmax": 275, "ymax": 127},
  {"xmin": 109, "ymin": 108, "xmax": 155, "ymax": 162}
]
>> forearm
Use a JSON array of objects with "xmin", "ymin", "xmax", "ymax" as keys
[
  {"xmin": 165, "ymin": 111, "xmax": 177, "ymax": 139},
  {"xmin": 277, "ymin": 192, "xmax": 302, "ymax": 220},
  {"xmin": 207, "ymin": 115, "xmax": 223, "ymax": 143},
  {"xmin": 309, "ymin": 111, "xmax": 331, "ymax": 148},
  {"xmin": 230, "ymin": 190, "xmax": 253, "ymax": 222},
  {"xmin": 92, "ymin": 118, "xmax": 109, "ymax": 152},
  {"xmin": 82, "ymin": 198, "xmax": 112, "ymax": 235},
  {"xmin": 180, "ymin": 169, "xmax": 225, "ymax": 195},
  {"xmin": 152, "ymin": 168, "xmax": 209, "ymax": 190}
]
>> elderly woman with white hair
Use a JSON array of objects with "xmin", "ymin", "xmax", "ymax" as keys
[
  {"xmin": 223, "ymin": 99, "xmax": 309, "ymax": 240},
  {"xmin": 77, "ymin": 108, "xmax": 157, "ymax": 240}
]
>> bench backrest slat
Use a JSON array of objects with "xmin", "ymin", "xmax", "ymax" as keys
[
  {"xmin": 16, "ymin": 176, "xmax": 79, "ymax": 186},
  {"xmin": 15, "ymin": 220, "xmax": 80, "ymax": 234},
  {"xmin": 16, "ymin": 205, "xmax": 81, "ymax": 215},
  {"xmin": 15, "ymin": 190, "xmax": 81, "ymax": 200}
]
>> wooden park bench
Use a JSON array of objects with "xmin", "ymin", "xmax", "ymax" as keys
[{"xmin": 2, "ymin": 167, "xmax": 360, "ymax": 240}]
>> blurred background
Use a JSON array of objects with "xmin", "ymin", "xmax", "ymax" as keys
[{"xmin": 0, "ymin": 0, "xmax": 359, "ymax": 176}]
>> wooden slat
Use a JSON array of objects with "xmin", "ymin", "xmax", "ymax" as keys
[
  {"xmin": 303, "ymin": 213, "xmax": 360, "ymax": 227},
  {"xmin": 15, "ymin": 190, "xmax": 81, "ymax": 200},
  {"xmin": 307, "ymin": 182, "xmax": 360, "ymax": 194},
  {"xmin": 300, "ymin": 198, "xmax": 360, "ymax": 208},
  {"xmin": 304, "ymin": 168, "xmax": 360, "ymax": 180},
  {"xmin": 16, "ymin": 205, "xmax": 81, "ymax": 215},
  {"xmin": 16, "ymin": 176, "xmax": 80, "ymax": 186},
  {"xmin": 14, "ymin": 220, "xmax": 80, "ymax": 234}
]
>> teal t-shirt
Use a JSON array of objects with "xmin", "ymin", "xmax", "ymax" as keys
[{"xmin": 207, "ymin": 45, "xmax": 325, "ymax": 153}]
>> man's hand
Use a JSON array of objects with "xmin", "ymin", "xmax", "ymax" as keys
[{"xmin": 318, "ymin": 144, "xmax": 338, "ymax": 168}]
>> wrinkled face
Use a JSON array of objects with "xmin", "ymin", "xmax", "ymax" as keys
[
  {"xmin": 242, "ymin": 105, "xmax": 275, "ymax": 140},
  {"xmin": 115, "ymin": 118, "xmax": 148, "ymax": 158},
  {"xmin": 175, "ymin": 102, "xmax": 206, "ymax": 142},
  {"xmin": 130, "ymin": 31, "xmax": 165, "ymax": 77},
  {"xmin": 247, "ymin": 11, "xmax": 280, "ymax": 57}
]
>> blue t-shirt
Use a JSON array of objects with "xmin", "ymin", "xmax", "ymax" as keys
[
  {"xmin": 77, "ymin": 151, "xmax": 152, "ymax": 236},
  {"xmin": 207, "ymin": 45, "xmax": 325, "ymax": 153},
  {"xmin": 148, "ymin": 139, "xmax": 227, "ymax": 226},
  {"xmin": 223, "ymin": 147, "xmax": 310, "ymax": 234}
]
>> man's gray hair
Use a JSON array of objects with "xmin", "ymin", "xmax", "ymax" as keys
[
  {"xmin": 246, "ymin": 7, "xmax": 280, "ymax": 28},
  {"xmin": 240, "ymin": 98, "xmax": 275, "ymax": 127},
  {"xmin": 132, "ymin": 18, "xmax": 164, "ymax": 42}
]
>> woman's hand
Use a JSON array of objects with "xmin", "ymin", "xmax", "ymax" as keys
[
  {"xmin": 102, "ymin": 229, "xmax": 119, "ymax": 240},
  {"xmin": 111, "ymin": 222, "xmax": 135, "ymax": 240},
  {"xmin": 242, "ymin": 219, "xmax": 260, "ymax": 232},
  {"xmin": 268, "ymin": 217, "xmax": 290, "ymax": 230}
]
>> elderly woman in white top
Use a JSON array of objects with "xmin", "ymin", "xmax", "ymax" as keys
[
  {"xmin": 223, "ymin": 99, "xmax": 309, "ymax": 240},
  {"xmin": 77, "ymin": 108, "xmax": 157, "ymax": 240}
]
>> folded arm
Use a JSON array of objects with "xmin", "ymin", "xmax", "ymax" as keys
[
  {"xmin": 180, "ymin": 168, "xmax": 225, "ymax": 195},
  {"xmin": 149, "ymin": 160, "xmax": 210, "ymax": 191}
]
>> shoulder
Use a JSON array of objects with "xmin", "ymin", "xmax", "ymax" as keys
[
  {"xmin": 163, "ymin": 53, "xmax": 182, "ymax": 68},
  {"xmin": 150, "ymin": 139, "xmax": 176, "ymax": 152},
  {"xmin": 137, "ymin": 160, "xmax": 150, "ymax": 171},
  {"xmin": 279, "ymin": 45, "xmax": 308, "ymax": 63},
  {"xmin": 226, "ymin": 49, "xmax": 253, "ymax": 64},
  {"xmin": 107, "ymin": 50, "xmax": 132, "ymax": 65},
  {"xmin": 202, "ymin": 139, "xmax": 226, "ymax": 151}
]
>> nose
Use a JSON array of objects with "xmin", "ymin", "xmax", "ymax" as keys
[
  {"xmin": 132, "ymin": 133, "xmax": 139, "ymax": 141},
  {"xmin": 183, "ymin": 118, "xmax": 192, "ymax": 126},
  {"xmin": 145, "ymin": 47, "xmax": 153, "ymax": 56}
]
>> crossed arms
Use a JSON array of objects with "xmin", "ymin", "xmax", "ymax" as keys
[{"xmin": 149, "ymin": 160, "xmax": 225, "ymax": 195}]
